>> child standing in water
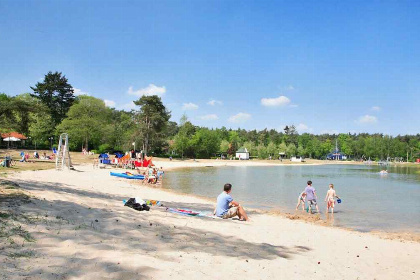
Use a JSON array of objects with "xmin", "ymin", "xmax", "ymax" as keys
[
  {"xmin": 324, "ymin": 184, "xmax": 340, "ymax": 214},
  {"xmin": 305, "ymin": 181, "xmax": 319, "ymax": 213},
  {"xmin": 295, "ymin": 191, "xmax": 307, "ymax": 210}
]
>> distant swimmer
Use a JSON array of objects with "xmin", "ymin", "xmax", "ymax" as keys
[
  {"xmin": 379, "ymin": 170, "xmax": 388, "ymax": 175},
  {"xmin": 324, "ymin": 184, "xmax": 340, "ymax": 214}
]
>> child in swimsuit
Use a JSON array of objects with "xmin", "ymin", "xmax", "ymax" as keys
[
  {"xmin": 296, "ymin": 191, "xmax": 307, "ymax": 210},
  {"xmin": 324, "ymin": 184, "xmax": 340, "ymax": 214}
]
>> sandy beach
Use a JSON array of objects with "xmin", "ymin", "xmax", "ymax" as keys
[{"xmin": 0, "ymin": 162, "xmax": 418, "ymax": 280}]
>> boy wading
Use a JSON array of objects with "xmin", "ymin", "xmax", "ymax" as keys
[
  {"xmin": 305, "ymin": 180, "xmax": 319, "ymax": 213},
  {"xmin": 215, "ymin": 183, "xmax": 249, "ymax": 221}
]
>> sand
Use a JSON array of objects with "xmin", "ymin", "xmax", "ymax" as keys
[{"xmin": 0, "ymin": 162, "xmax": 418, "ymax": 280}]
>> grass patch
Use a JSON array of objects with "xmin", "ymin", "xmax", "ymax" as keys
[
  {"xmin": 0, "ymin": 212, "xmax": 11, "ymax": 219},
  {"xmin": 8, "ymin": 250, "xmax": 36, "ymax": 258},
  {"xmin": 0, "ymin": 224, "xmax": 35, "ymax": 242},
  {"xmin": 74, "ymin": 224, "xmax": 89, "ymax": 230}
]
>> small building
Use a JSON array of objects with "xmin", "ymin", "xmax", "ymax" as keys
[
  {"xmin": 326, "ymin": 151, "xmax": 347, "ymax": 160},
  {"xmin": 326, "ymin": 139, "xmax": 347, "ymax": 160},
  {"xmin": 236, "ymin": 147, "xmax": 249, "ymax": 160},
  {"xmin": 291, "ymin": 156, "xmax": 304, "ymax": 162},
  {"xmin": 278, "ymin": 152, "xmax": 286, "ymax": 160}
]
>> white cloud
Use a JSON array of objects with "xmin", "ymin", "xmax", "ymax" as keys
[
  {"xmin": 104, "ymin": 100, "xmax": 116, "ymax": 108},
  {"xmin": 357, "ymin": 115, "xmax": 378, "ymax": 124},
  {"xmin": 118, "ymin": 101, "xmax": 137, "ymax": 111},
  {"xmin": 371, "ymin": 106, "xmax": 381, "ymax": 112},
  {"xmin": 73, "ymin": 88, "xmax": 90, "ymax": 96},
  {"xmin": 295, "ymin": 123, "xmax": 314, "ymax": 133},
  {"xmin": 296, "ymin": 123, "xmax": 309, "ymax": 132},
  {"xmin": 200, "ymin": 114, "xmax": 219, "ymax": 120},
  {"xmin": 228, "ymin": 112, "xmax": 251, "ymax": 123},
  {"xmin": 261, "ymin": 95, "xmax": 291, "ymax": 107},
  {"xmin": 128, "ymin": 84, "xmax": 166, "ymax": 97},
  {"xmin": 285, "ymin": 85, "xmax": 295, "ymax": 91},
  {"xmin": 182, "ymin": 102, "xmax": 199, "ymax": 110},
  {"xmin": 207, "ymin": 99, "xmax": 223, "ymax": 106}
]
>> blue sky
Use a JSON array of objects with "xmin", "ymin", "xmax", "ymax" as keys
[{"xmin": 1, "ymin": 0, "xmax": 419, "ymax": 135}]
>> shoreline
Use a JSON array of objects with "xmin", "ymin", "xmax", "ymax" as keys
[
  {"xmin": 147, "ymin": 174, "xmax": 420, "ymax": 242},
  {"xmin": 151, "ymin": 159, "xmax": 420, "ymax": 240},
  {"xmin": 1, "ymin": 165, "xmax": 419, "ymax": 279}
]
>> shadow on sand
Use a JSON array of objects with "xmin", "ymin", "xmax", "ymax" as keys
[{"xmin": 0, "ymin": 178, "xmax": 312, "ymax": 279}]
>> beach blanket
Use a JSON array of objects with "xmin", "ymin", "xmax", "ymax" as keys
[{"xmin": 166, "ymin": 208, "xmax": 221, "ymax": 219}]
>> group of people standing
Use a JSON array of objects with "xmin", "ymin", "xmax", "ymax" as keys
[{"xmin": 296, "ymin": 181, "xmax": 341, "ymax": 214}]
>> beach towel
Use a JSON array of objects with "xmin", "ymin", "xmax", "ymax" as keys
[{"xmin": 166, "ymin": 208, "xmax": 221, "ymax": 219}]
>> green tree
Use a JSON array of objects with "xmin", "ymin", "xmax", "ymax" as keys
[
  {"xmin": 242, "ymin": 141, "xmax": 257, "ymax": 156},
  {"xmin": 278, "ymin": 142, "xmax": 288, "ymax": 157},
  {"xmin": 297, "ymin": 146, "xmax": 305, "ymax": 156},
  {"xmin": 0, "ymin": 93, "xmax": 18, "ymax": 132},
  {"xmin": 28, "ymin": 103, "xmax": 55, "ymax": 148},
  {"xmin": 190, "ymin": 128, "xmax": 220, "ymax": 158},
  {"xmin": 256, "ymin": 144, "xmax": 268, "ymax": 159},
  {"xmin": 174, "ymin": 114, "xmax": 193, "ymax": 158},
  {"xmin": 287, "ymin": 143, "xmax": 297, "ymax": 157},
  {"xmin": 220, "ymin": 139, "xmax": 230, "ymax": 153},
  {"xmin": 107, "ymin": 110, "xmax": 136, "ymax": 151},
  {"xmin": 266, "ymin": 141, "xmax": 278, "ymax": 157},
  {"xmin": 284, "ymin": 125, "xmax": 298, "ymax": 145},
  {"xmin": 31, "ymin": 71, "xmax": 75, "ymax": 125},
  {"xmin": 228, "ymin": 131, "xmax": 240, "ymax": 150},
  {"xmin": 56, "ymin": 96, "xmax": 111, "ymax": 151},
  {"xmin": 133, "ymin": 95, "xmax": 171, "ymax": 154}
]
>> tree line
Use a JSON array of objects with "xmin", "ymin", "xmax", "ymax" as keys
[{"xmin": 1, "ymin": 71, "xmax": 419, "ymax": 161}]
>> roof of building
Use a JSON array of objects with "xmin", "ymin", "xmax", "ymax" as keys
[
  {"xmin": 236, "ymin": 147, "xmax": 249, "ymax": 153},
  {"xmin": 1, "ymin": 132, "xmax": 27, "ymax": 140}
]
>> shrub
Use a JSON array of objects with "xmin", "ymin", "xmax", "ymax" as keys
[{"xmin": 98, "ymin": 144, "xmax": 112, "ymax": 154}]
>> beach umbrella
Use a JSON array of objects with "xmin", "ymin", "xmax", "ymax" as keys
[{"xmin": 2, "ymin": 137, "xmax": 21, "ymax": 141}]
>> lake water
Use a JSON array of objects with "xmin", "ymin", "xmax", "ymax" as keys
[{"xmin": 164, "ymin": 164, "xmax": 420, "ymax": 233}]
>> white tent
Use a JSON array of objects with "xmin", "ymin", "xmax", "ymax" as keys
[{"xmin": 3, "ymin": 137, "xmax": 21, "ymax": 141}]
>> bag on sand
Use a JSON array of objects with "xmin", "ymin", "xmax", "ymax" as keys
[{"xmin": 124, "ymin": 198, "xmax": 150, "ymax": 211}]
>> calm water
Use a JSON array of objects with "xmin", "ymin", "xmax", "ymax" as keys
[{"xmin": 164, "ymin": 164, "xmax": 420, "ymax": 233}]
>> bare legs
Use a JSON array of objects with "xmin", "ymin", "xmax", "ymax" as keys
[
  {"xmin": 236, "ymin": 205, "xmax": 249, "ymax": 221},
  {"xmin": 308, "ymin": 203, "xmax": 319, "ymax": 214},
  {"xmin": 296, "ymin": 199, "xmax": 305, "ymax": 210}
]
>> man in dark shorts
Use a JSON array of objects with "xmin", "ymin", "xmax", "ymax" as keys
[
  {"xmin": 214, "ymin": 183, "xmax": 249, "ymax": 221},
  {"xmin": 305, "ymin": 180, "xmax": 319, "ymax": 213}
]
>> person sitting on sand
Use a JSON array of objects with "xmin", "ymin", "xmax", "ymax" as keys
[
  {"xmin": 305, "ymin": 180, "xmax": 319, "ymax": 213},
  {"xmin": 324, "ymin": 184, "xmax": 340, "ymax": 214},
  {"xmin": 295, "ymin": 191, "xmax": 307, "ymax": 210},
  {"xmin": 147, "ymin": 166, "xmax": 156, "ymax": 184},
  {"xmin": 214, "ymin": 183, "xmax": 249, "ymax": 221}
]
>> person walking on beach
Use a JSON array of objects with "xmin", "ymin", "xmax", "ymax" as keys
[
  {"xmin": 305, "ymin": 180, "xmax": 319, "ymax": 213},
  {"xmin": 295, "ymin": 191, "xmax": 307, "ymax": 210},
  {"xmin": 324, "ymin": 184, "xmax": 340, "ymax": 214},
  {"xmin": 214, "ymin": 183, "xmax": 249, "ymax": 221}
]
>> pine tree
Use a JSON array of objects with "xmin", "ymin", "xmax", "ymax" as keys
[{"xmin": 31, "ymin": 71, "xmax": 75, "ymax": 125}]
